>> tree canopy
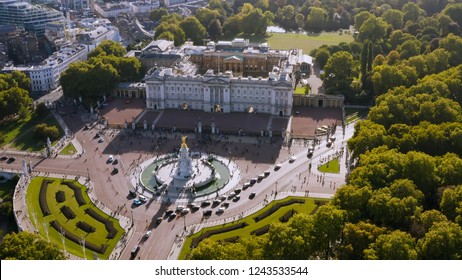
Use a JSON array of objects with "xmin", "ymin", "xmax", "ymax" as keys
[{"xmin": 0, "ymin": 231, "xmax": 65, "ymax": 260}]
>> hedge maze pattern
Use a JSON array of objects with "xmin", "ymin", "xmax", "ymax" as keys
[{"xmin": 36, "ymin": 178, "xmax": 120, "ymax": 257}]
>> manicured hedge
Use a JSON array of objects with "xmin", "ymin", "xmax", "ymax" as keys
[
  {"xmin": 60, "ymin": 205, "xmax": 76, "ymax": 220},
  {"xmin": 39, "ymin": 179, "xmax": 52, "ymax": 216},
  {"xmin": 55, "ymin": 190, "xmax": 65, "ymax": 203},
  {"xmin": 50, "ymin": 220, "xmax": 107, "ymax": 254},
  {"xmin": 62, "ymin": 181, "xmax": 86, "ymax": 206},
  {"xmin": 85, "ymin": 208, "xmax": 118, "ymax": 239},
  {"xmin": 254, "ymin": 199, "xmax": 305, "ymax": 222},
  {"xmin": 250, "ymin": 224, "xmax": 270, "ymax": 236},
  {"xmin": 279, "ymin": 209, "xmax": 297, "ymax": 223},
  {"xmin": 191, "ymin": 222, "xmax": 247, "ymax": 248},
  {"xmin": 76, "ymin": 221, "xmax": 96, "ymax": 233}
]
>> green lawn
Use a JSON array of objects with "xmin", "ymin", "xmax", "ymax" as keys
[
  {"xmin": 265, "ymin": 32, "xmax": 354, "ymax": 55},
  {"xmin": 0, "ymin": 111, "xmax": 64, "ymax": 151},
  {"xmin": 26, "ymin": 177, "xmax": 124, "ymax": 259},
  {"xmin": 294, "ymin": 86, "xmax": 307, "ymax": 95},
  {"xmin": 59, "ymin": 143, "xmax": 77, "ymax": 155},
  {"xmin": 179, "ymin": 196, "xmax": 328, "ymax": 259},
  {"xmin": 318, "ymin": 158, "xmax": 340, "ymax": 173}
]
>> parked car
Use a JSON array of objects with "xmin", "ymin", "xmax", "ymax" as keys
[
  {"xmin": 274, "ymin": 164, "xmax": 282, "ymax": 171},
  {"xmin": 144, "ymin": 230, "xmax": 152, "ymax": 238},
  {"xmin": 112, "ymin": 159, "xmax": 118, "ymax": 165},
  {"xmin": 107, "ymin": 155, "xmax": 113, "ymax": 163},
  {"xmin": 139, "ymin": 195, "xmax": 148, "ymax": 202},
  {"xmin": 133, "ymin": 199, "xmax": 141, "ymax": 206},
  {"xmin": 264, "ymin": 171, "xmax": 270, "ymax": 177},
  {"xmin": 234, "ymin": 188, "xmax": 242, "ymax": 194},
  {"xmin": 249, "ymin": 192, "xmax": 256, "ymax": 199},
  {"xmin": 156, "ymin": 217, "xmax": 163, "ymax": 224},
  {"xmin": 180, "ymin": 208, "xmax": 190, "ymax": 215},
  {"xmin": 227, "ymin": 192, "xmax": 236, "ymax": 199},
  {"xmin": 203, "ymin": 209, "xmax": 212, "ymax": 217},
  {"xmin": 129, "ymin": 190, "xmax": 137, "ymax": 198},
  {"xmin": 233, "ymin": 195, "xmax": 240, "ymax": 202},
  {"xmin": 130, "ymin": 245, "xmax": 140, "ymax": 258},
  {"xmin": 165, "ymin": 210, "xmax": 174, "ymax": 216},
  {"xmin": 201, "ymin": 201, "xmax": 211, "ymax": 207},
  {"xmin": 289, "ymin": 156, "xmax": 296, "ymax": 163},
  {"xmin": 216, "ymin": 207, "xmax": 225, "ymax": 214}
]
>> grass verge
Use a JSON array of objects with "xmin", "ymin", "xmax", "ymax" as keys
[
  {"xmin": 59, "ymin": 143, "xmax": 77, "ymax": 155},
  {"xmin": 318, "ymin": 158, "xmax": 340, "ymax": 173}
]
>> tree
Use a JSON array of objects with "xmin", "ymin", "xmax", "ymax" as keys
[
  {"xmin": 357, "ymin": 16, "xmax": 388, "ymax": 43},
  {"xmin": 33, "ymin": 123, "xmax": 60, "ymax": 140},
  {"xmin": 382, "ymin": 9, "xmax": 404, "ymax": 30},
  {"xmin": 397, "ymin": 39, "xmax": 420, "ymax": 60},
  {"xmin": 354, "ymin": 11, "xmax": 373, "ymax": 31},
  {"xmin": 332, "ymin": 185, "xmax": 373, "ymax": 222},
  {"xmin": 195, "ymin": 8, "xmax": 222, "ymax": 28},
  {"xmin": 442, "ymin": 3, "xmax": 462, "ymax": 28},
  {"xmin": 402, "ymin": 2, "xmax": 425, "ymax": 23},
  {"xmin": 240, "ymin": 7, "xmax": 267, "ymax": 35},
  {"xmin": 10, "ymin": 70, "xmax": 30, "ymax": 91},
  {"xmin": 264, "ymin": 215, "xmax": 314, "ymax": 259},
  {"xmin": 440, "ymin": 185, "xmax": 462, "ymax": 221},
  {"xmin": 0, "ymin": 87, "xmax": 31, "ymax": 120},
  {"xmin": 149, "ymin": 7, "xmax": 168, "ymax": 22},
  {"xmin": 305, "ymin": 7, "xmax": 328, "ymax": 33},
  {"xmin": 364, "ymin": 230, "xmax": 417, "ymax": 260},
  {"xmin": 180, "ymin": 16, "xmax": 207, "ymax": 45},
  {"xmin": 417, "ymin": 221, "xmax": 462, "ymax": 259},
  {"xmin": 322, "ymin": 51, "xmax": 356, "ymax": 94},
  {"xmin": 88, "ymin": 40, "xmax": 126, "ymax": 59},
  {"xmin": 314, "ymin": 48, "xmax": 330, "ymax": 69},
  {"xmin": 0, "ymin": 231, "xmax": 65, "ymax": 260},
  {"xmin": 276, "ymin": 5, "xmax": 297, "ymax": 31},
  {"xmin": 338, "ymin": 222, "xmax": 386, "ymax": 260},
  {"xmin": 155, "ymin": 22, "xmax": 186, "ymax": 46},
  {"xmin": 222, "ymin": 15, "xmax": 241, "ymax": 37},
  {"xmin": 208, "ymin": 19, "xmax": 223, "ymax": 41},
  {"xmin": 295, "ymin": 13, "xmax": 305, "ymax": 30},
  {"xmin": 310, "ymin": 204, "xmax": 345, "ymax": 259},
  {"xmin": 439, "ymin": 33, "xmax": 462, "ymax": 67}
]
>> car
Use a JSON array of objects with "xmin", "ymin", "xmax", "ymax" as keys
[
  {"xmin": 258, "ymin": 174, "xmax": 265, "ymax": 181},
  {"xmin": 98, "ymin": 137, "xmax": 104, "ymax": 143},
  {"xmin": 111, "ymin": 167, "xmax": 119, "ymax": 175},
  {"xmin": 250, "ymin": 178, "xmax": 257, "ymax": 184},
  {"xmin": 187, "ymin": 202, "xmax": 197, "ymax": 208},
  {"xmin": 264, "ymin": 171, "xmax": 270, "ymax": 177},
  {"xmin": 307, "ymin": 150, "xmax": 314, "ymax": 158},
  {"xmin": 180, "ymin": 208, "xmax": 190, "ymax": 215},
  {"xmin": 129, "ymin": 190, "xmax": 137, "ymax": 198},
  {"xmin": 94, "ymin": 133, "xmax": 100, "ymax": 139},
  {"xmin": 7, "ymin": 157, "xmax": 15, "ymax": 163},
  {"xmin": 216, "ymin": 207, "xmax": 225, "ymax": 214},
  {"xmin": 227, "ymin": 192, "xmax": 236, "ymax": 199},
  {"xmin": 203, "ymin": 209, "xmax": 212, "ymax": 216},
  {"xmin": 0, "ymin": 156, "xmax": 8, "ymax": 161},
  {"xmin": 330, "ymin": 136, "xmax": 336, "ymax": 142},
  {"xmin": 130, "ymin": 245, "xmax": 140, "ymax": 258},
  {"xmin": 274, "ymin": 164, "xmax": 282, "ymax": 171},
  {"xmin": 219, "ymin": 195, "xmax": 227, "ymax": 201},
  {"xmin": 156, "ymin": 217, "xmax": 163, "ymax": 224},
  {"xmin": 234, "ymin": 188, "xmax": 242, "ymax": 194},
  {"xmin": 165, "ymin": 210, "xmax": 174, "ymax": 216},
  {"xmin": 212, "ymin": 199, "xmax": 221, "ymax": 205},
  {"xmin": 233, "ymin": 195, "xmax": 240, "ymax": 202},
  {"xmin": 169, "ymin": 213, "xmax": 177, "ymax": 219},
  {"xmin": 139, "ymin": 195, "xmax": 148, "ymax": 202},
  {"xmin": 222, "ymin": 202, "xmax": 230, "ymax": 208},
  {"xmin": 176, "ymin": 205, "xmax": 185, "ymax": 212},
  {"xmin": 295, "ymin": 111, "xmax": 300, "ymax": 115},
  {"xmin": 243, "ymin": 182, "xmax": 251, "ymax": 190},
  {"xmin": 201, "ymin": 201, "xmax": 211, "ymax": 207},
  {"xmin": 249, "ymin": 192, "xmax": 256, "ymax": 199},
  {"xmin": 108, "ymin": 155, "xmax": 113, "ymax": 163},
  {"xmin": 289, "ymin": 156, "xmax": 296, "ymax": 163},
  {"xmin": 191, "ymin": 205, "xmax": 200, "ymax": 212},
  {"xmin": 133, "ymin": 199, "xmax": 141, "ymax": 206},
  {"xmin": 326, "ymin": 140, "xmax": 333, "ymax": 147},
  {"xmin": 112, "ymin": 159, "xmax": 118, "ymax": 165},
  {"xmin": 144, "ymin": 230, "xmax": 152, "ymax": 238}
]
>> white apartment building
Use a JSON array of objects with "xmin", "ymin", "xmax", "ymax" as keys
[
  {"xmin": 145, "ymin": 68, "xmax": 293, "ymax": 116},
  {"xmin": 129, "ymin": 1, "xmax": 160, "ymax": 14},
  {"xmin": 0, "ymin": 0, "xmax": 64, "ymax": 35},
  {"xmin": 94, "ymin": 2, "xmax": 130, "ymax": 18},
  {"xmin": 2, "ymin": 44, "xmax": 87, "ymax": 92}
]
